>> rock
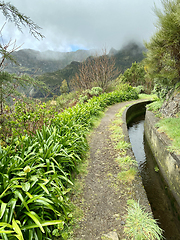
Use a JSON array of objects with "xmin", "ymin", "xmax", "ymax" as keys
[
  {"xmin": 102, "ymin": 231, "xmax": 119, "ymax": 240},
  {"xmin": 120, "ymin": 221, "xmax": 125, "ymax": 225},
  {"xmin": 160, "ymin": 91, "xmax": 180, "ymax": 118}
]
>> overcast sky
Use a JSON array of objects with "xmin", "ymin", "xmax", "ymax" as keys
[{"xmin": 0, "ymin": 0, "xmax": 162, "ymax": 52}]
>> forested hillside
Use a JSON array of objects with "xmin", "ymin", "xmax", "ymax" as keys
[
  {"xmin": 33, "ymin": 42, "xmax": 145, "ymax": 97},
  {"xmin": 4, "ymin": 49, "xmax": 96, "ymax": 76}
]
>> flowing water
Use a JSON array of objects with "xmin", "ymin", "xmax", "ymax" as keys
[{"xmin": 128, "ymin": 114, "xmax": 180, "ymax": 240}]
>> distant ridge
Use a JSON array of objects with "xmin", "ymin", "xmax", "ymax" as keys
[
  {"xmin": 32, "ymin": 42, "xmax": 146, "ymax": 98},
  {"xmin": 4, "ymin": 48, "xmax": 96, "ymax": 76},
  {"xmin": 4, "ymin": 42, "xmax": 146, "ymax": 98}
]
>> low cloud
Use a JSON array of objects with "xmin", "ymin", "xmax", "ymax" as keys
[{"xmin": 0, "ymin": 0, "xmax": 162, "ymax": 52}]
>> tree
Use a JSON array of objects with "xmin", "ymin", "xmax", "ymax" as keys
[
  {"xmin": 71, "ymin": 50, "xmax": 119, "ymax": 91},
  {"xmin": 144, "ymin": 0, "xmax": 180, "ymax": 91},
  {"xmin": 0, "ymin": 1, "xmax": 44, "ymax": 115},
  {"xmin": 60, "ymin": 79, "xmax": 69, "ymax": 94},
  {"xmin": 121, "ymin": 62, "xmax": 146, "ymax": 87}
]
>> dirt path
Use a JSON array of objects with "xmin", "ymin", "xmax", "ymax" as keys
[{"xmin": 72, "ymin": 100, "xmax": 150, "ymax": 240}]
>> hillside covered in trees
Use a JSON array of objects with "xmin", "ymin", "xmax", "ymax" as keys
[
  {"xmin": 34, "ymin": 42, "xmax": 146, "ymax": 97},
  {"xmin": 4, "ymin": 49, "xmax": 96, "ymax": 76}
]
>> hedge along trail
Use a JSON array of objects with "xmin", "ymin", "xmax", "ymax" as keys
[{"xmin": 0, "ymin": 84, "xmax": 138, "ymax": 239}]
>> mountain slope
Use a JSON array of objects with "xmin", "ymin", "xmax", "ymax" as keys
[
  {"xmin": 4, "ymin": 49, "xmax": 95, "ymax": 76},
  {"xmin": 33, "ymin": 61, "xmax": 80, "ymax": 97},
  {"xmin": 33, "ymin": 42, "xmax": 146, "ymax": 98},
  {"xmin": 113, "ymin": 42, "xmax": 146, "ymax": 72}
]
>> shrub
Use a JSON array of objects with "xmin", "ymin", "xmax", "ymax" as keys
[
  {"xmin": 0, "ymin": 84, "xmax": 138, "ymax": 239},
  {"xmin": 124, "ymin": 199, "xmax": 164, "ymax": 240},
  {"xmin": 134, "ymin": 85, "xmax": 145, "ymax": 94},
  {"xmin": 79, "ymin": 87, "xmax": 103, "ymax": 103}
]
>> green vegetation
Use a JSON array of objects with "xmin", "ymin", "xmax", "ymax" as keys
[
  {"xmin": 0, "ymin": 84, "xmax": 138, "ymax": 239},
  {"xmin": 1, "ymin": 0, "xmax": 179, "ymax": 238},
  {"xmin": 79, "ymin": 87, "xmax": 103, "ymax": 104},
  {"xmin": 119, "ymin": 61, "xmax": 146, "ymax": 89},
  {"xmin": 0, "ymin": 100, "xmax": 58, "ymax": 142},
  {"xmin": 154, "ymin": 166, "xmax": 160, "ymax": 172},
  {"xmin": 144, "ymin": 0, "xmax": 180, "ymax": 97},
  {"xmin": 116, "ymin": 156, "xmax": 137, "ymax": 169},
  {"xmin": 124, "ymin": 199, "xmax": 164, "ymax": 240},
  {"xmin": 156, "ymin": 117, "xmax": 180, "ymax": 154},
  {"xmin": 109, "ymin": 105, "xmax": 138, "ymax": 184},
  {"xmin": 146, "ymin": 96, "xmax": 180, "ymax": 155},
  {"xmin": 146, "ymin": 100, "xmax": 164, "ymax": 114},
  {"xmin": 138, "ymin": 93, "xmax": 158, "ymax": 100},
  {"xmin": 9, "ymin": 42, "xmax": 145, "ymax": 98},
  {"xmin": 109, "ymin": 102, "xmax": 164, "ymax": 239},
  {"xmin": 117, "ymin": 167, "xmax": 137, "ymax": 183}
]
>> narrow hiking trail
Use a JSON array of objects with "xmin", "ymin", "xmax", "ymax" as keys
[{"xmin": 72, "ymin": 100, "xmax": 150, "ymax": 240}]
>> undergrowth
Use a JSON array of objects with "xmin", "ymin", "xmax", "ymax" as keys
[
  {"xmin": 156, "ymin": 117, "xmax": 180, "ymax": 155},
  {"xmin": 146, "ymin": 99, "xmax": 164, "ymax": 115},
  {"xmin": 146, "ymin": 98, "xmax": 180, "ymax": 155},
  {"xmin": 124, "ymin": 199, "xmax": 164, "ymax": 240},
  {"xmin": 109, "ymin": 104, "xmax": 138, "ymax": 184},
  {"xmin": 0, "ymin": 84, "xmax": 138, "ymax": 239}
]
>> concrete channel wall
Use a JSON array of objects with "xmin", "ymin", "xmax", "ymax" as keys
[
  {"xmin": 122, "ymin": 100, "xmax": 153, "ymax": 213},
  {"xmin": 122, "ymin": 100, "xmax": 152, "ymax": 143},
  {"xmin": 144, "ymin": 110, "xmax": 180, "ymax": 206},
  {"xmin": 123, "ymin": 99, "xmax": 180, "ymax": 206}
]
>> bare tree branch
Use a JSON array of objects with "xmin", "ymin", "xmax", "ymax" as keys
[{"xmin": 71, "ymin": 49, "xmax": 120, "ymax": 91}]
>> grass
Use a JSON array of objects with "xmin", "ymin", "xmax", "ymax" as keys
[
  {"xmin": 109, "ymin": 106, "xmax": 127, "ymax": 142},
  {"xmin": 117, "ymin": 167, "xmax": 137, "ymax": 183},
  {"xmin": 156, "ymin": 117, "xmax": 180, "ymax": 155},
  {"xmin": 146, "ymin": 99, "xmax": 164, "ymax": 115},
  {"xmin": 124, "ymin": 199, "xmax": 164, "ymax": 240},
  {"xmin": 139, "ymin": 93, "xmax": 158, "ymax": 100},
  {"xmin": 116, "ymin": 156, "xmax": 137, "ymax": 169},
  {"xmin": 115, "ymin": 141, "xmax": 131, "ymax": 151},
  {"xmin": 109, "ymin": 104, "xmax": 138, "ymax": 185},
  {"xmin": 145, "ymin": 96, "xmax": 180, "ymax": 155}
]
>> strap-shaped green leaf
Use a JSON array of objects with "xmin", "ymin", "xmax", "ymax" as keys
[
  {"xmin": 38, "ymin": 183, "xmax": 49, "ymax": 194},
  {"xmin": 0, "ymin": 202, "xmax": 7, "ymax": 219},
  {"xmin": 12, "ymin": 218, "xmax": 24, "ymax": 240},
  {"xmin": 21, "ymin": 219, "xmax": 64, "ymax": 230},
  {"xmin": 25, "ymin": 211, "xmax": 44, "ymax": 233},
  {"xmin": 14, "ymin": 191, "xmax": 29, "ymax": 211},
  {"xmin": 8, "ymin": 199, "xmax": 17, "ymax": 223}
]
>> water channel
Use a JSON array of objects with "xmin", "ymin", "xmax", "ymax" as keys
[{"xmin": 128, "ymin": 113, "xmax": 180, "ymax": 240}]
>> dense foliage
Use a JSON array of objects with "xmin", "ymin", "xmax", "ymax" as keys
[
  {"xmin": 28, "ymin": 43, "xmax": 145, "ymax": 98},
  {"xmin": 0, "ymin": 84, "xmax": 138, "ymax": 239},
  {"xmin": 119, "ymin": 61, "xmax": 150, "ymax": 92},
  {"xmin": 124, "ymin": 199, "xmax": 163, "ymax": 240},
  {"xmin": 144, "ymin": 0, "xmax": 180, "ymax": 97},
  {"xmin": 120, "ymin": 62, "xmax": 145, "ymax": 86}
]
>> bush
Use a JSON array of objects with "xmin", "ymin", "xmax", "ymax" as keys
[
  {"xmin": 124, "ymin": 199, "xmax": 164, "ymax": 240},
  {"xmin": 0, "ymin": 84, "xmax": 138, "ymax": 239},
  {"xmin": 134, "ymin": 85, "xmax": 145, "ymax": 94},
  {"xmin": 79, "ymin": 87, "xmax": 103, "ymax": 103}
]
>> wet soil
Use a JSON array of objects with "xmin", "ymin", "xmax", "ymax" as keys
[{"xmin": 72, "ymin": 100, "xmax": 151, "ymax": 240}]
